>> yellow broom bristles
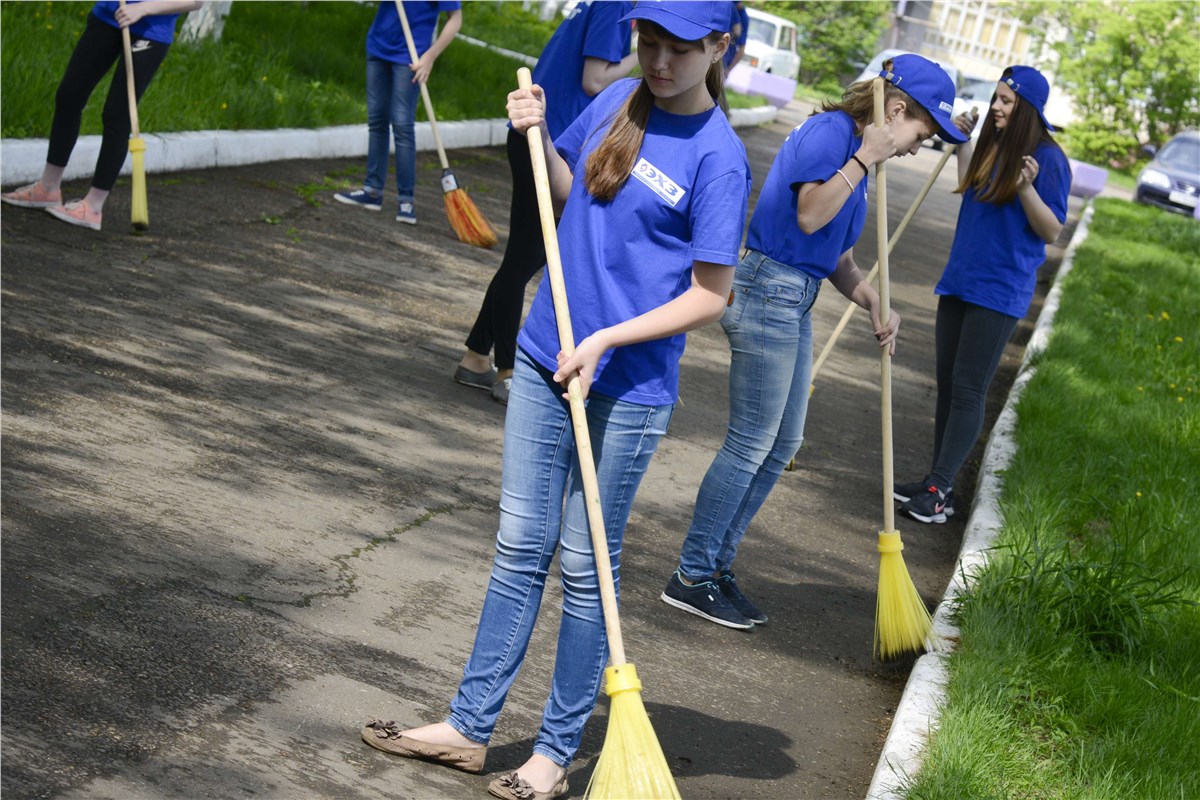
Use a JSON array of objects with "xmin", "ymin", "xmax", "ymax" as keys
[
  {"xmin": 129, "ymin": 135, "xmax": 148, "ymax": 231},
  {"xmin": 444, "ymin": 187, "xmax": 496, "ymax": 249},
  {"xmin": 874, "ymin": 531, "xmax": 937, "ymax": 660},
  {"xmin": 584, "ymin": 664, "xmax": 680, "ymax": 800}
]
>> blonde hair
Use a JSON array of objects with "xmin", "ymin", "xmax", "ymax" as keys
[
  {"xmin": 820, "ymin": 59, "xmax": 935, "ymax": 131},
  {"xmin": 583, "ymin": 21, "xmax": 728, "ymax": 202}
]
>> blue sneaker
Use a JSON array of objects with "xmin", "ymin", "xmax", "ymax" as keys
[
  {"xmin": 900, "ymin": 484, "xmax": 948, "ymax": 524},
  {"xmin": 334, "ymin": 188, "xmax": 382, "ymax": 211},
  {"xmin": 396, "ymin": 201, "xmax": 417, "ymax": 225},
  {"xmin": 661, "ymin": 571, "xmax": 753, "ymax": 630},
  {"xmin": 716, "ymin": 572, "xmax": 767, "ymax": 624},
  {"xmin": 895, "ymin": 478, "xmax": 955, "ymax": 518}
]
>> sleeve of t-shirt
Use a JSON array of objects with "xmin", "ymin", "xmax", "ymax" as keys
[
  {"xmin": 581, "ymin": 2, "xmax": 632, "ymax": 62},
  {"xmin": 786, "ymin": 116, "xmax": 849, "ymax": 191},
  {"xmin": 554, "ymin": 80, "xmax": 630, "ymax": 172},
  {"xmin": 689, "ymin": 169, "xmax": 751, "ymax": 266},
  {"xmin": 1034, "ymin": 145, "xmax": 1071, "ymax": 224},
  {"xmin": 436, "ymin": 2, "xmax": 462, "ymax": 12}
]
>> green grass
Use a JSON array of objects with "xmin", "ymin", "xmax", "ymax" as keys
[
  {"xmin": 1, "ymin": 2, "xmax": 762, "ymax": 139},
  {"xmin": 904, "ymin": 199, "xmax": 1200, "ymax": 800}
]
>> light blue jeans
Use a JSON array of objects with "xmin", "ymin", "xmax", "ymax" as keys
[
  {"xmin": 365, "ymin": 57, "xmax": 418, "ymax": 202},
  {"xmin": 448, "ymin": 349, "xmax": 673, "ymax": 768},
  {"xmin": 678, "ymin": 250, "xmax": 821, "ymax": 581}
]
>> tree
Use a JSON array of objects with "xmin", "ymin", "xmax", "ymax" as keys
[
  {"xmin": 758, "ymin": 1, "xmax": 892, "ymax": 89},
  {"xmin": 1017, "ymin": 0, "xmax": 1200, "ymax": 165}
]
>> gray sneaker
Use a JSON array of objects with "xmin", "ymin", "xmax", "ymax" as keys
[{"xmin": 491, "ymin": 376, "xmax": 512, "ymax": 405}]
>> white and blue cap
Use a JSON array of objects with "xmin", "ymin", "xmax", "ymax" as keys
[
  {"xmin": 620, "ymin": 0, "xmax": 730, "ymax": 42},
  {"xmin": 1003, "ymin": 65, "xmax": 1055, "ymax": 131},
  {"xmin": 880, "ymin": 53, "xmax": 968, "ymax": 145}
]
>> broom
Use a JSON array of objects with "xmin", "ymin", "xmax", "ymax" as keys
[
  {"xmin": 395, "ymin": 0, "xmax": 496, "ymax": 249},
  {"xmin": 517, "ymin": 67, "xmax": 680, "ymax": 800},
  {"xmin": 872, "ymin": 76, "xmax": 937, "ymax": 660},
  {"xmin": 784, "ymin": 144, "xmax": 956, "ymax": 472},
  {"xmin": 119, "ymin": 0, "xmax": 148, "ymax": 231}
]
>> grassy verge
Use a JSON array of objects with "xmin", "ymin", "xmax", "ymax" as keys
[
  {"xmin": 1, "ymin": 2, "xmax": 762, "ymax": 139},
  {"xmin": 904, "ymin": 198, "xmax": 1200, "ymax": 799}
]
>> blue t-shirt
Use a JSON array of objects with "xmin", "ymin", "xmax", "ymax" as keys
[
  {"xmin": 92, "ymin": 1, "xmax": 181, "ymax": 44},
  {"xmin": 534, "ymin": 1, "xmax": 633, "ymax": 140},
  {"xmin": 366, "ymin": 1, "xmax": 461, "ymax": 64},
  {"xmin": 936, "ymin": 140, "xmax": 1071, "ymax": 317},
  {"xmin": 723, "ymin": 3, "xmax": 750, "ymax": 70},
  {"xmin": 745, "ymin": 111, "xmax": 869, "ymax": 279},
  {"xmin": 517, "ymin": 79, "xmax": 751, "ymax": 406}
]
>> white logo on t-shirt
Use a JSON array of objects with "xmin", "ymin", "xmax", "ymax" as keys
[{"xmin": 631, "ymin": 158, "xmax": 686, "ymax": 207}]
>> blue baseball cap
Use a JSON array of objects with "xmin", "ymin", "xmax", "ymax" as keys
[
  {"xmin": 879, "ymin": 53, "xmax": 968, "ymax": 145},
  {"xmin": 620, "ymin": 1, "xmax": 730, "ymax": 42},
  {"xmin": 1003, "ymin": 65, "xmax": 1055, "ymax": 131}
]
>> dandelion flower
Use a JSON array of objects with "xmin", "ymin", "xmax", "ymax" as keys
[
  {"xmin": 221, "ymin": 102, "xmax": 228, "ymax": 110},
  {"xmin": 1136, "ymin": 491, "xmax": 1142, "ymax": 498},
  {"xmin": 1161, "ymin": 311, "xmax": 1171, "ymax": 320},
  {"xmin": 1174, "ymin": 336, "xmax": 1183, "ymax": 343}
]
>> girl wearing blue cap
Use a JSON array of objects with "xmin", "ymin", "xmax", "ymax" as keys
[
  {"xmin": 663, "ymin": 54, "xmax": 966, "ymax": 630},
  {"xmin": 895, "ymin": 64, "xmax": 1070, "ymax": 524},
  {"xmin": 360, "ymin": 3, "xmax": 745, "ymax": 797}
]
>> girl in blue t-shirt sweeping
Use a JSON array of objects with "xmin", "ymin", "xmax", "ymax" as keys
[
  {"xmin": 360, "ymin": 3, "xmax": 748, "ymax": 798},
  {"xmin": 1, "ymin": 1, "xmax": 202, "ymax": 231},
  {"xmin": 895, "ymin": 65, "xmax": 1070, "ymax": 524},
  {"xmin": 663, "ymin": 54, "xmax": 967, "ymax": 630}
]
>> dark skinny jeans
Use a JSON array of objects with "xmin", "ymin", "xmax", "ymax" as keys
[
  {"xmin": 928, "ymin": 294, "xmax": 1019, "ymax": 490},
  {"xmin": 464, "ymin": 128, "xmax": 549, "ymax": 371},
  {"xmin": 48, "ymin": 13, "xmax": 170, "ymax": 192}
]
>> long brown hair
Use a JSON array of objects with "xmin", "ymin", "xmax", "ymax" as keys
[
  {"xmin": 820, "ymin": 59, "xmax": 935, "ymax": 131},
  {"xmin": 956, "ymin": 72, "xmax": 1061, "ymax": 204},
  {"xmin": 583, "ymin": 21, "xmax": 728, "ymax": 202}
]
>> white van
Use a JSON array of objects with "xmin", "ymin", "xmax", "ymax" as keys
[{"xmin": 741, "ymin": 8, "xmax": 800, "ymax": 81}]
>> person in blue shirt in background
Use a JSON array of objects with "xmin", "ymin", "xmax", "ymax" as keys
[
  {"xmin": 360, "ymin": 4, "xmax": 745, "ymax": 798},
  {"xmin": 334, "ymin": 1, "xmax": 462, "ymax": 225},
  {"xmin": 723, "ymin": 1, "xmax": 748, "ymax": 73},
  {"xmin": 454, "ymin": 0, "xmax": 637, "ymax": 405},
  {"xmin": 895, "ymin": 65, "xmax": 1069, "ymax": 524},
  {"xmin": 662, "ymin": 54, "xmax": 966, "ymax": 630},
  {"xmin": 1, "ymin": 0, "xmax": 202, "ymax": 231}
]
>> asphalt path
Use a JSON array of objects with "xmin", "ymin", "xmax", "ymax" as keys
[{"xmin": 1, "ymin": 99, "xmax": 1083, "ymax": 799}]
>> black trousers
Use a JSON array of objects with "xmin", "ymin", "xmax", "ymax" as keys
[
  {"xmin": 48, "ymin": 13, "xmax": 170, "ymax": 192},
  {"xmin": 464, "ymin": 128, "xmax": 551, "ymax": 371},
  {"xmin": 929, "ymin": 294, "xmax": 1019, "ymax": 489}
]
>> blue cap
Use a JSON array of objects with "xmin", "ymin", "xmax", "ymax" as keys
[
  {"xmin": 620, "ymin": 1, "xmax": 730, "ymax": 42},
  {"xmin": 1003, "ymin": 65, "xmax": 1054, "ymax": 131},
  {"xmin": 879, "ymin": 54, "xmax": 968, "ymax": 145}
]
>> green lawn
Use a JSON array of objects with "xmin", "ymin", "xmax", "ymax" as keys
[
  {"xmin": 1, "ymin": 1, "xmax": 762, "ymax": 139},
  {"xmin": 904, "ymin": 198, "xmax": 1200, "ymax": 800}
]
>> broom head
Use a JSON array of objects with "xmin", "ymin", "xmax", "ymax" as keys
[
  {"xmin": 441, "ymin": 168, "xmax": 496, "ymax": 249},
  {"xmin": 874, "ymin": 531, "xmax": 937, "ymax": 660},
  {"xmin": 129, "ymin": 135, "xmax": 149, "ymax": 231},
  {"xmin": 584, "ymin": 664, "xmax": 680, "ymax": 800}
]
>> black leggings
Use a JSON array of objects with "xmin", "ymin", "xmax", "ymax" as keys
[
  {"xmin": 929, "ymin": 295, "xmax": 1019, "ymax": 489},
  {"xmin": 48, "ymin": 12, "xmax": 170, "ymax": 192},
  {"xmin": 464, "ymin": 128, "xmax": 549, "ymax": 371}
]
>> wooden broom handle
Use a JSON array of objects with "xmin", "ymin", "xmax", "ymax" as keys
[
  {"xmin": 874, "ymin": 77, "xmax": 896, "ymax": 533},
  {"xmin": 810, "ymin": 144, "xmax": 954, "ymax": 382},
  {"xmin": 118, "ymin": 0, "xmax": 141, "ymax": 138},
  {"xmin": 517, "ymin": 67, "xmax": 627, "ymax": 667},
  {"xmin": 394, "ymin": 0, "xmax": 450, "ymax": 170}
]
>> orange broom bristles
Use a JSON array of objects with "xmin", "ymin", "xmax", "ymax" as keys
[{"xmin": 444, "ymin": 184, "xmax": 497, "ymax": 249}]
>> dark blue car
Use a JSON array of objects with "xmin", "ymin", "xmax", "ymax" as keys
[{"xmin": 1136, "ymin": 130, "xmax": 1200, "ymax": 216}]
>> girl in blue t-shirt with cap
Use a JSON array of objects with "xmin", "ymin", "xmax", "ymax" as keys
[
  {"xmin": 360, "ymin": 3, "xmax": 747, "ymax": 797},
  {"xmin": 663, "ymin": 54, "xmax": 967, "ymax": 630},
  {"xmin": 1, "ymin": 1, "xmax": 202, "ymax": 231},
  {"xmin": 895, "ymin": 65, "xmax": 1070, "ymax": 524}
]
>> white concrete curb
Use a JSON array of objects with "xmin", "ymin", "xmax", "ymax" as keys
[
  {"xmin": 865, "ymin": 200, "xmax": 1097, "ymax": 800},
  {"xmin": 0, "ymin": 107, "xmax": 776, "ymax": 187}
]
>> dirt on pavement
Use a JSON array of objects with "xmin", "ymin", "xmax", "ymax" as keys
[{"xmin": 1, "ymin": 101, "xmax": 1083, "ymax": 800}]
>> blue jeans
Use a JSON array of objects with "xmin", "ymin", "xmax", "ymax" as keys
[
  {"xmin": 447, "ymin": 349, "xmax": 673, "ymax": 768},
  {"xmin": 678, "ymin": 250, "xmax": 821, "ymax": 581},
  {"xmin": 365, "ymin": 57, "xmax": 418, "ymax": 202}
]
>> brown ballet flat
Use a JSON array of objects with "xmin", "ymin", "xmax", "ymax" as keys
[
  {"xmin": 360, "ymin": 718, "xmax": 486, "ymax": 774},
  {"xmin": 487, "ymin": 771, "xmax": 569, "ymax": 800}
]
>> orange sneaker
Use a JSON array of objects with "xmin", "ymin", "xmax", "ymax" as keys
[
  {"xmin": 1, "ymin": 181, "xmax": 63, "ymax": 208},
  {"xmin": 46, "ymin": 200, "xmax": 102, "ymax": 231}
]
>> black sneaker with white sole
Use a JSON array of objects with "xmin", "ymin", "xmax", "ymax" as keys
[
  {"xmin": 900, "ymin": 484, "xmax": 948, "ymax": 523},
  {"xmin": 716, "ymin": 572, "xmax": 767, "ymax": 624},
  {"xmin": 661, "ymin": 571, "xmax": 753, "ymax": 629},
  {"xmin": 896, "ymin": 480, "xmax": 955, "ymax": 519}
]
